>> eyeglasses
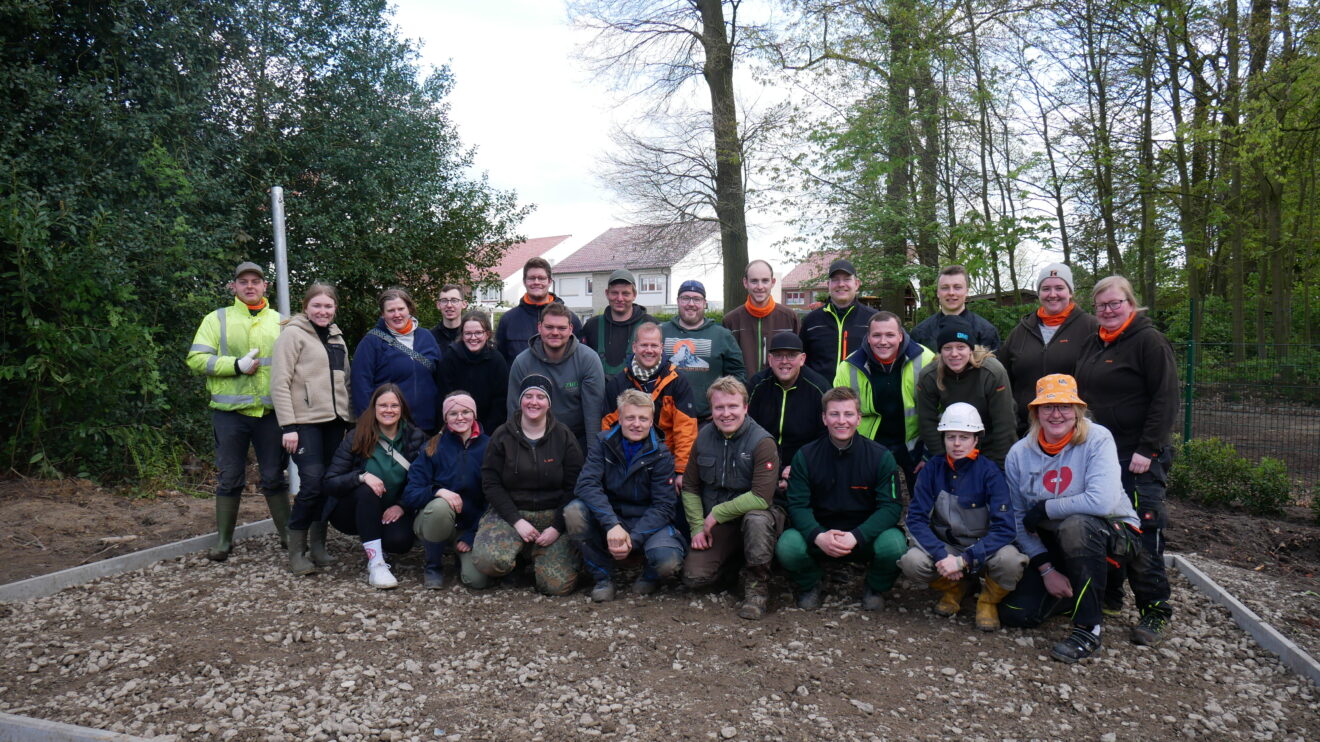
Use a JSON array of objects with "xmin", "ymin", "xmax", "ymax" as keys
[
  {"xmin": 678, "ymin": 296, "xmax": 705, "ymax": 304},
  {"xmin": 462, "ymin": 331, "xmax": 487, "ymax": 339},
  {"xmin": 1038, "ymin": 404, "xmax": 1076, "ymax": 416},
  {"xmin": 438, "ymin": 298, "xmax": 464, "ymax": 305},
  {"xmin": 445, "ymin": 409, "xmax": 474, "ymax": 418},
  {"xmin": 1096, "ymin": 299, "xmax": 1127, "ymax": 312}
]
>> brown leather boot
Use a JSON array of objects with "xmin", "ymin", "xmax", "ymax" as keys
[
  {"xmin": 736, "ymin": 566, "xmax": 770, "ymax": 620},
  {"xmin": 930, "ymin": 577, "xmax": 968, "ymax": 617}
]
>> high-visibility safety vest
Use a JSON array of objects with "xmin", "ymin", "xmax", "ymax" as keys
[
  {"xmin": 834, "ymin": 342, "xmax": 936, "ymax": 450},
  {"xmin": 187, "ymin": 298, "xmax": 284, "ymax": 416}
]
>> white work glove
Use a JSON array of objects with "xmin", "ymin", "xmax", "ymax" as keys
[{"xmin": 236, "ymin": 348, "xmax": 259, "ymax": 374}]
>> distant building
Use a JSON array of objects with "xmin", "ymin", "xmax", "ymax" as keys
[
  {"xmin": 551, "ymin": 222, "xmax": 725, "ymax": 312},
  {"xmin": 781, "ymin": 250, "xmax": 917, "ymax": 320},
  {"xmin": 470, "ymin": 235, "xmax": 577, "ymax": 308}
]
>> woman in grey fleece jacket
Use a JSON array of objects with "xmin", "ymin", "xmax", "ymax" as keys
[{"xmin": 1000, "ymin": 374, "xmax": 1171, "ymax": 664}]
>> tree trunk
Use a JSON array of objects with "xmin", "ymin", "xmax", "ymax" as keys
[
  {"xmin": 1225, "ymin": 0, "xmax": 1246, "ymax": 361},
  {"xmin": 697, "ymin": 0, "xmax": 748, "ymax": 310},
  {"xmin": 881, "ymin": 0, "xmax": 914, "ymax": 313},
  {"xmin": 1082, "ymin": 0, "xmax": 1123, "ymax": 274}
]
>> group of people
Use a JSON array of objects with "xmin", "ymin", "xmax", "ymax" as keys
[{"xmin": 188, "ymin": 255, "xmax": 1176, "ymax": 664}]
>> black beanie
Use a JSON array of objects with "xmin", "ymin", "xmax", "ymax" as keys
[
  {"xmin": 519, "ymin": 373, "xmax": 554, "ymax": 406},
  {"xmin": 936, "ymin": 317, "xmax": 974, "ymax": 351}
]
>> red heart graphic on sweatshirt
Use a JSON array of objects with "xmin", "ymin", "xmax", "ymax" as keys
[{"xmin": 1043, "ymin": 467, "xmax": 1073, "ymax": 494}]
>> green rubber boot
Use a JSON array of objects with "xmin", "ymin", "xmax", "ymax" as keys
[
  {"xmin": 265, "ymin": 493, "xmax": 291, "ymax": 550},
  {"xmin": 287, "ymin": 529, "xmax": 316, "ymax": 575},
  {"xmin": 307, "ymin": 520, "xmax": 336, "ymax": 567},
  {"xmin": 207, "ymin": 496, "xmax": 241, "ymax": 561}
]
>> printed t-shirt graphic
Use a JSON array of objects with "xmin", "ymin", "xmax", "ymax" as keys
[{"xmin": 666, "ymin": 337, "xmax": 711, "ymax": 370}]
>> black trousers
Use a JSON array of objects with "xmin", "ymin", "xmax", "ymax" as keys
[
  {"xmin": 1107, "ymin": 449, "xmax": 1173, "ymax": 610},
  {"xmin": 212, "ymin": 410, "xmax": 286, "ymax": 498},
  {"xmin": 327, "ymin": 483, "xmax": 416, "ymax": 554},
  {"xmin": 288, "ymin": 420, "xmax": 351, "ymax": 530}
]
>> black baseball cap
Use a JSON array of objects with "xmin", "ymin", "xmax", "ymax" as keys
[
  {"xmin": 828, "ymin": 259, "xmax": 856, "ymax": 277},
  {"xmin": 768, "ymin": 333, "xmax": 804, "ymax": 353}
]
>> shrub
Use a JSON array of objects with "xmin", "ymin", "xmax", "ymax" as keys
[{"xmin": 1169, "ymin": 437, "xmax": 1293, "ymax": 515}]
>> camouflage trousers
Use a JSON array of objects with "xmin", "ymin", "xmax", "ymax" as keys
[{"xmin": 471, "ymin": 509, "xmax": 579, "ymax": 596}]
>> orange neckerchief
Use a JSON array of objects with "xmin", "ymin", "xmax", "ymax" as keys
[
  {"xmin": 394, "ymin": 318, "xmax": 414, "ymax": 335},
  {"xmin": 1037, "ymin": 429, "xmax": 1074, "ymax": 456},
  {"xmin": 243, "ymin": 297, "xmax": 268, "ymax": 312},
  {"xmin": 945, "ymin": 448, "xmax": 981, "ymax": 469},
  {"xmin": 1098, "ymin": 312, "xmax": 1136, "ymax": 344},
  {"xmin": 523, "ymin": 292, "xmax": 554, "ymax": 306},
  {"xmin": 745, "ymin": 296, "xmax": 776, "ymax": 319},
  {"xmin": 1037, "ymin": 302, "xmax": 1075, "ymax": 327}
]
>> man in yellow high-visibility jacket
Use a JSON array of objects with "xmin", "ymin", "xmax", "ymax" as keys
[{"xmin": 186, "ymin": 262, "xmax": 289, "ymax": 561}]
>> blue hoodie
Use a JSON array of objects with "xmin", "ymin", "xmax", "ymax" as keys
[{"xmin": 351, "ymin": 318, "xmax": 443, "ymax": 431}]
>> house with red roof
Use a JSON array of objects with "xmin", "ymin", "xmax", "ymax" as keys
[
  {"xmin": 470, "ymin": 234, "xmax": 578, "ymax": 308},
  {"xmin": 779, "ymin": 250, "xmax": 841, "ymax": 310},
  {"xmin": 551, "ymin": 222, "xmax": 724, "ymax": 312}
]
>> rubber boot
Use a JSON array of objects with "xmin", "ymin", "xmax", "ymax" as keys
[
  {"xmin": 307, "ymin": 521, "xmax": 335, "ymax": 567},
  {"xmin": 264, "ymin": 493, "xmax": 291, "ymax": 550},
  {"xmin": 930, "ymin": 577, "xmax": 967, "ymax": 617},
  {"xmin": 207, "ymin": 496, "xmax": 241, "ymax": 561},
  {"xmin": 736, "ymin": 565, "xmax": 770, "ymax": 620},
  {"xmin": 422, "ymin": 540, "xmax": 446, "ymax": 589},
  {"xmin": 975, "ymin": 577, "xmax": 1010, "ymax": 631},
  {"xmin": 287, "ymin": 529, "xmax": 316, "ymax": 575}
]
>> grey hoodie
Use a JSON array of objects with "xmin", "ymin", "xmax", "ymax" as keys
[
  {"xmin": 1004, "ymin": 421, "xmax": 1138, "ymax": 560},
  {"xmin": 507, "ymin": 334, "xmax": 605, "ymax": 454}
]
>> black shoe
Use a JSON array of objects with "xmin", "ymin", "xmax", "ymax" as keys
[
  {"xmin": 1132, "ymin": 609, "xmax": 1170, "ymax": 646},
  {"xmin": 591, "ymin": 578, "xmax": 616, "ymax": 603},
  {"xmin": 860, "ymin": 587, "xmax": 884, "ymax": 612},
  {"xmin": 423, "ymin": 565, "xmax": 445, "ymax": 590},
  {"xmin": 795, "ymin": 584, "xmax": 822, "ymax": 611},
  {"xmin": 1050, "ymin": 627, "xmax": 1101, "ymax": 663},
  {"xmin": 631, "ymin": 576, "xmax": 660, "ymax": 596}
]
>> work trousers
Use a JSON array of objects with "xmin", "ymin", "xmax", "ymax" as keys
[
  {"xmin": 682, "ymin": 507, "xmax": 786, "ymax": 589},
  {"xmin": 212, "ymin": 410, "xmax": 287, "ymax": 499},
  {"xmin": 288, "ymin": 420, "xmax": 350, "ymax": 530},
  {"xmin": 777, "ymin": 526, "xmax": 907, "ymax": 593},
  {"xmin": 471, "ymin": 509, "xmax": 578, "ymax": 596},
  {"xmin": 562, "ymin": 499, "xmax": 685, "ymax": 583}
]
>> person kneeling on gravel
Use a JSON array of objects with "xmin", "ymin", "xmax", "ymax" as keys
[
  {"xmin": 322, "ymin": 383, "xmax": 427, "ymax": 589},
  {"xmin": 999, "ymin": 375, "xmax": 1172, "ymax": 663},
  {"xmin": 403, "ymin": 392, "xmax": 490, "ymax": 590},
  {"xmin": 566, "ymin": 389, "xmax": 686, "ymax": 602},
  {"xmin": 681, "ymin": 376, "xmax": 784, "ymax": 620},
  {"xmin": 899, "ymin": 403, "xmax": 1025, "ymax": 630},
  {"xmin": 471, "ymin": 375, "xmax": 584, "ymax": 596},
  {"xmin": 776, "ymin": 386, "xmax": 905, "ymax": 612}
]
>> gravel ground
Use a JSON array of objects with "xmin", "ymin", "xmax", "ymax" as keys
[
  {"xmin": 0, "ymin": 533, "xmax": 1317, "ymax": 742},
  {"xmin": 1178, "ymin": 553, "xmax": 1320, "ymax": 661}
]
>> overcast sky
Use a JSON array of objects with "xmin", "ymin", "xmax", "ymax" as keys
[{"xmin": 391, "ymin": 0, "xmax": 799, "ymax": 274}]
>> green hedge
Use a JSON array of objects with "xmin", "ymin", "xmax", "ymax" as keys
[{"xmin": 1168, "ymin": 437, "xmax": 1292, "ymax": 516}]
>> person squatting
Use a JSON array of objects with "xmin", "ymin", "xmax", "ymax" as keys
[{"xmin": 190, "ymin": 258, "xmax": 1173, "ymax": 664}]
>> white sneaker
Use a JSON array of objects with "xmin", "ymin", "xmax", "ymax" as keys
[{"xmin": 367, "ymin": 562, "xmax": 398, "ymax": 589}]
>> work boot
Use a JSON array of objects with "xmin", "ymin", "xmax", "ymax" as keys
[
  {"xmin": 930, "ymin": 577, "xmax": 967, "ymax": 617},
  {"xmin": 1131, "ymin": 606, "xmax": 1171, "ymax": 646},
  {"xmin": 287, "ymin": 529, "xmax": 316, "ymax": 575},
  {"xmin": 795, "ymin": 583, "xmax": 823, "ymax": 611},
  {"xmin": 307, "ymin": 520, "xmax": 335, "ymax": 567},
  {"xmin": 207, "ymin": 496, "xmax": 241, "ymax": 561},
  {"xmin": 631, "ymin": 567, "xmax": 660, "ymax": 596},
  {"xmin": 1050, "ymin": 626, "xmax": 1101, "ymax": 664},
  {"xmin": 861, "ymin": 586, "xmax": 885, "ymax": 612},
  {"xmin": 264, "ymin": 493, "xmax": 291, "ymax": 550},
  {"xmin": 736, "ymin": 567, "xmax": 769, "ymax": 620},
  {"xmin": 975, "ymin": 577, "xmax": 1010, "ymax": 631},
  {"xmin": 591, "ymin": 576, "xmax": 617, "ymax": 603},
  {"xmin": 363, "ymin": 539, "xmax": 397, "ymax": 590},
  {"xmin": 422, "ymin": 540, "xmax": 446, "ymax": 589}
]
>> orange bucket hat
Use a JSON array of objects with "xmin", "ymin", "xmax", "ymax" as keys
[{"xmin": 1028, "ymin": 373, "xmax": 1086, "ymax": 408}]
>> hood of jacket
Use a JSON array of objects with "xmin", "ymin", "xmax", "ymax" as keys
[
  {"xmin": 603, "ymin": 304, "xmax": 650, "ymax": 327},
  {"xmin": 845, "ymin": 329, "xmax": 925, "ymax": 372},
  {"xmin": 528, "ymin": 333, "xmax": 583, "ymax": 364}
]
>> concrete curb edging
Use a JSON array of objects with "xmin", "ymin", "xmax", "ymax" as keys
[
  {"xmin": 0, "ymin": 712, "xmax": 147, "ymax": 741},
  {"xmin": 0, "ymin": 519, "xmax": 276, "ymax": 604},
  {"xmin": 1166, "ymin": 553, "xmax": 1320, "ymax": 687}
]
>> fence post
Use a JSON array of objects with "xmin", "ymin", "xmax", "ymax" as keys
[{"xmin": 1183, "ymin": 297, "xmax": 1196, "ymax": 443}]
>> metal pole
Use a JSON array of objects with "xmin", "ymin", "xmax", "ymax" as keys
[
  {"xmin": 1183, "ymin": 296, "xmax": 1196, "ymax": 443},
  {"xmin": 271, "ymin": 186, "xmax": 299, "ymax": 495}
]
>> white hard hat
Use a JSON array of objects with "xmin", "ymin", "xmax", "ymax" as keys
[{"xmin": 938, "ymin": 403, "xmax": 984, "ymax": 433}]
